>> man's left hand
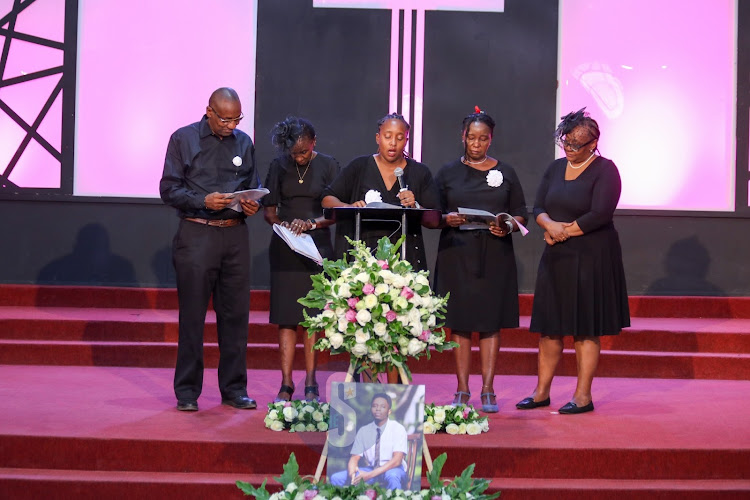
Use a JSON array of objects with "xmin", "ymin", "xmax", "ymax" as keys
[{"xmin": 240, "ymin": 199, "xmax": 260, "ymax": 216}]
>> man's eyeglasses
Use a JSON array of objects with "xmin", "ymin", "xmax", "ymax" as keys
[
  {"xmin": 557, "ymin": 137, "xmax": 595, "ymax": 152},
  {"xmin": 209, "ymin": 106, "xmax": 243, "ymax": 125}
]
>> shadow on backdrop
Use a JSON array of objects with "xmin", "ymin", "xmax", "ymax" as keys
[
  {"xmin": 645, "ymin": 236, "xmax": 726, "ymax": 297},
  {"xmin": 37, "ymin": 223, "xmax": 137, "ymax": 286}
]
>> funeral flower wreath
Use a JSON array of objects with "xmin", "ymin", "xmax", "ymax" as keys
[{"xmin": 299, "ymin": 236, "xmax": 453, "ymax": 380}]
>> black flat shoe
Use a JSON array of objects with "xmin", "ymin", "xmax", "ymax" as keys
[
  {"xmin": 558, "ymin": 401, "xmax": 594, "ymax": 414},
  {"xmin": 222, "ymin": 395, "xmax": 257, "ymax": 409},
  {"xmin": 516, "ymin": 396, "xmax": 551, "ymax": 410},
  {"xmin": 176, "ymin": 400, "xmax": 198, "ymax": 411},
  {"xmin": 274, "ymin": 384, "xmax": 295, "ymax": 403}
]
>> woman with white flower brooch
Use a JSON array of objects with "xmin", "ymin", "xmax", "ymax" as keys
[
  {"xmin": 264, "ymin": 116, "xmax": 341, "ymax": 403},
  {"xmin": 322, "ymin": 112, "xmax": 440, "ymax": 271},
  {"xmin": 516, "ymin": 108, "xmax": 629, "ymax": 414},
  {"xmin": 434, "ymin": 107, "xmax": 528, "ymax": 413}
]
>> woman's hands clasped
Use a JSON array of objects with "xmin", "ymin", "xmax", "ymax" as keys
[{"xmin": 282, "ymin": 218, "xmax": 315, "ymax": 236}]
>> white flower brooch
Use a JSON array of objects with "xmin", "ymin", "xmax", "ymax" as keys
[
  {"xmin": 486, "ymin": 169, "xmax": 503, "ymax": 187},
  {"xmin": 364, "ymin": 189, "xmax": 383, "ymax": 204},
  {"xmin": 232, "ymin": 156, "xmax": 243, "ymax": 167}
]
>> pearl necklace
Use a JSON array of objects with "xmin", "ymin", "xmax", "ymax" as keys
[
  {"xmin": 462, "ymin": 155, "xmax": 488, "ymax": 165},
  {"xmin": 568, "ymin": 152, "xmax": 596, "ymax": 170}
]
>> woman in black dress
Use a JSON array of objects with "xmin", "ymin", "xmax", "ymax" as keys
[
  {"xmin": 264, "ymin": 117, "xmax": 340, "ymax": 402},
  {"xmin": 322, "ymin": 113, "xmax": 440, "ymax": 271},
  {"xmin": 434, "ymin": 108, "xmax": 527, "ymax": 413},
  {"xmin": 516, "ymin": 108, "xmax": 629, "ymax": 414}
]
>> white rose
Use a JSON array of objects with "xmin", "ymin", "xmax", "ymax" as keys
[
  {"xmin": 398, "ymin": 336, "xmax": 410, "ymax": 348},
  {"xmin": 294, "ymin": 423, "xmax": 306, "ymax": 432},
  {"xmin": 423, "ymin": 421, "xmax": 437, "ymax": 434},
  {"xmin": 466, "ymin": 422, "xmax": 482, "ymax": 435},
  {"xmin": 302, "ymin": 404, "xmax": 314, "ymax": 414},
  {"xmin": 269, "ymin": 420, "xmax": 285, "ymax": 432},
  {"xmin": 322, "ymin": 309, "xmax": 335, "ymax": 319},
  {"xmin": 286, "ymin": 482, "xmax": 298, "ymax": 493},
  {"xmin": 338, "ymin": 283, "xmax": 351, "ymax": 298},
  {"xmin": 355, "ymin": 309, "xmax": 371, "ymax": 325},
  {"xmin": 369, "ymin": 351, "xmax": 382, "ymax": 363},
  {"xmin": 433, "ymin": 408, "xmax": 446, "ymax": 423},
  {"xmin": 363, "ymin": 294, "xmax": 378, "ymax": 309},
  {"xmin": 392, "ymin": 275, "xmax": 407, "ymax": 288},
  {"xmin": 317, "ymin": 421, "xmax": 329, "ymax": 431},
  {"xmin": 329, "ymin": 332, "xmax": 344, "ymax": 349},
  {"xmin": 394, "ymin": 296, "xmax": 409, "ymax": 310},
  {"xmin": 335, "ymin": 306, "xmax": 347, "ymax": 316},
  {"xmin": 355, "ymin": 272, "xmax": 369, "ymax": 283},
  {"xmin": 379, "ymin": 269, "xmax": 394, "ymax": 283},
  {"xmin": 407, "ymin": 338, "xmax": 425, "ymax": 356},
  {"xmin": 374, "ymin": 283, "xmax": 389, "ymax": 295},
  {"xmin": 422, "ymin": 296, "xmax": 433, "ymax": 309},
  {"xmin": 373, "ymin": 322, "xmax": 388, "ymax": 337},
  {"xmin": 354, "ymin": 330, "xmax": 370, "ymax": 343},
  {"xmin": 306, "ymin": 423, "xmax": 316, "ymax": 432},
  {"xmin": 481, "ymin": 419, "xmax": 490, "ymax": 432},
  {"xmin": 282, "ymin": 406, "xmax": 298, "ymax": 422},
  {"xmin": 410, "ymin": 322, "xmax": 422, "ymax": 337},
  {"xmin": 351, "ymin": 342, "xmax": 368, "ymax": 358},
  {"xmin": 416, "ymin": 274, "xmax": 429, "ymax": 286},
  {"xmin": 355, "ymin": 300, "xmax": 367, "ymax": 311},
  {"xmin": 408, "ymin": 307, "xmax": 421, "ymax": 323},
  {"xmin": 427, "ymin": 314, "xmax": 436, "ymax": 327},
  {"xmin": 337, "ymin": 318, "xmax": 348, "ymax": 332},
  {"xmin": 268, "ymin": 409, "xmax": 279, "ymax": 420},
  {"xmin": 445, "ymin": 423, "xmax": 459, "ymax": 435},
  {"xmin": 232, "ymin": 156, "xmax": 242, "ymax": 167},
  {"xmin": 458, "ymin": 423, "xmax": 467, "ymax": 434},
  {"xmin": 312, "ymin": 410, "xmax": 324, "ymax": 422}
]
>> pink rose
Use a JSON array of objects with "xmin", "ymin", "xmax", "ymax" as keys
[
  {"xmin": 463, "ymin": 407, "xmax": 471, "ymax": 419},
  {"xmin": 385, "ymin": 310, "xmax": 398, "ymax": 322},
  {"xmin": 346, "ymin": 309, "xmax": 357, "ymax": 322},
  {"xmin": 400, "ymin": 286, "xmax": 414, "ymax": 299},
  {"xmin": 347, "ymin": 297, "xmax": 359, "ymax": 308},
  {"xmin": 365, "ymin": 489, "xmax": 377, "ymax": 500},
  {"xmin": 363, "ymin": 283, "xmax": 375, "ymax": 294},
  {"xmin": 419, "ymin": 330, "xmax": 431, "ymax": 341},
  {"xmin": 284, "ymin": 402, "xmax": 292, "ymax": 407},
  {"xmin": 304, "ymin": 490, "xmax": 318, "ymax": 500},
  {"xmin": 324, "ymin": 302, "xmax": 332, "ymax": 310},
  {"xmin": 377, "ymin": 260, "xmax": 389, "ymax": 269}
]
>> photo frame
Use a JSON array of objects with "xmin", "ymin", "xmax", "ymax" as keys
[{"xmin": 326, "ymin": 382, "xmax": 425, "ymax": 491}]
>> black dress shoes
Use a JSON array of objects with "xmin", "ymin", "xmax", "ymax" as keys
[
  {"xmin": 176, "ymin": 400, "xmax": 198, "ymax": 411},
  {"xmin": 558, "ymin": 401, "xmax": 594, "ymax": 414},
  {"xmin": 222, "ymin": 395, "xmax": 257, "ymax": 409},
  {"xmin": 515, "ymin": 397, "xmax": 551, "ymax": 410}
]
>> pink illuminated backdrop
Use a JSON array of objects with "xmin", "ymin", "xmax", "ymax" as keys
[
  {"xmin": 1, "ymin": 1, "xmax": 742, "ymax": 211},
  {"xmin": 73, "ymin": 0, "xmax": 258, "ymax": 197},
  {"xmin": 558, "ymin": 0, "xmax": 737, "ymax": 211}
]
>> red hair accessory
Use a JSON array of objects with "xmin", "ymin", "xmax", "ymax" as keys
[{"xmin": 474, "ymin": 106, "xmax": 482, "ymax": 114}]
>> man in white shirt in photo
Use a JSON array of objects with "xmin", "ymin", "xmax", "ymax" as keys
[{"xmin": 330, "ymin": 392, "xmax": 408, "ymax": 489}]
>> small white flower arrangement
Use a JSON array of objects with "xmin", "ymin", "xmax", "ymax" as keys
[
  {"xmin": 232, "ymin": 156, "xmax": 243, "ymax": 167},
  {"xmin": 485, "ymin": 169, "xmax": 503, "ymax": 187},
  {"xmin": 264, "ymin": 400, "xmax": 330, "ymax": 432},
  {"xmin": 364, "ymin": 189, "xmax": 383, "ymax": 204},
  {"xmin": 423, "ymin": 403, "xmax": 489, "ymax": 435},
  {"xmin": 300, "ymin": 236, "xmax": 453, "ymax": 380}
]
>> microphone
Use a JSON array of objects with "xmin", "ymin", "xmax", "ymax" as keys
[{"xmin": 394, "ymin": 167, "xmax": 406, "ymax": 191}]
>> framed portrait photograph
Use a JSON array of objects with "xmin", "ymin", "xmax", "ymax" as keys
[{"xmin": 326, "ymin": 382, "xmax": 425, "ymax": 491}]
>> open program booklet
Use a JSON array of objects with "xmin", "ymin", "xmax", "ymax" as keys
[
  {"xmin": 458, "ymin": 207, "xmax": 530, "ymax": 235},
  {"xmin": 272, "ymin": 224, "xmax": 323, "ymax": 265},
  {"xmin": 226, "ymin": 188, "xmax": 270, "ymax": 212}
]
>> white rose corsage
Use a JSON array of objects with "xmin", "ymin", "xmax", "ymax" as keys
[
  {"xmin": 232, "ymin": 156, "xmax": 243, "ymax": 167},
  {"xmin": 364, "ymin": 189, "xmax": 383, "ymax": 204},
  {"xmin": 486, "ymin": 169, "xmax": 503, "ymax": 187}
]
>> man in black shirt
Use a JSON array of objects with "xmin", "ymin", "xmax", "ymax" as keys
[{"xmin": 160, "ymin": 87, "xmax": 260, "ymax": 411}]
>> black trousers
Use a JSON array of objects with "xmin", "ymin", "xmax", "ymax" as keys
[{"xmin": 172, "ymin": 219, "xmax": 250, "ymax": 401}]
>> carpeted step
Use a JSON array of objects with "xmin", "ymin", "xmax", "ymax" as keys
[
  {"xmin": 1, "ymin": 339, "xmax": 749, "ymax": 379},
  {"xmin": 2, "ymin": 469, "xmax": 748, "ymax": 500}
]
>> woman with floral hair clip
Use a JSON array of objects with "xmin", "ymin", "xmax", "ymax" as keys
[{"xmin": 434, "ymin": 107, "xmax": 528, "ymax": 413}]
